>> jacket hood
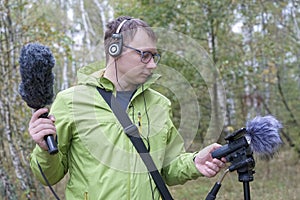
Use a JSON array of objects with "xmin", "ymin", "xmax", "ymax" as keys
[
  {"xmin": 77, "ymin": 61, "xmax": 161, "ymax": 93},
  {"xmin": 77, "ymin": 61, "xmax": 106, "ymax": 87}
]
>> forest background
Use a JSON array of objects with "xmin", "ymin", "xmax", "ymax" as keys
[{"xmin": 0, "ymin": 0, "xmax": 299, "ymax": 199}]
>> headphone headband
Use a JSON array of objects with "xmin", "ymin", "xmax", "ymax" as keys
[{"xmin": 116, "ymin": 19, "xmax": 128, "ymax": 34}]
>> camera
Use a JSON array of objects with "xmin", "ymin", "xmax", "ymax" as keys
[{"xmin": 212, "ymin": 128, "xmax": 255, "ymax": 182}]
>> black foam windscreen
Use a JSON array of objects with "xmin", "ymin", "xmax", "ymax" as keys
[{"xmin": 19, "ymin": 43, "xmax": 55, "ymax": 109}]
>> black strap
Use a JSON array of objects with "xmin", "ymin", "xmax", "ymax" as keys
[{"xmin": 97, "ymin": 87, "xmax": 173, "ymax": 200}]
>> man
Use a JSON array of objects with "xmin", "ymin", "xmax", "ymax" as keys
[{"xmin": 29, "ymin": 16, "xmax": 226, "ymax": 199}]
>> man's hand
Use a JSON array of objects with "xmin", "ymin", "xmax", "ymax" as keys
[
  {"xmin": 28, "ymin": 108, "xmax": 56, "ymax": 151},
  {"xmin": 194, "ymin": 143, "xmax": 227, "ymax": 177}
]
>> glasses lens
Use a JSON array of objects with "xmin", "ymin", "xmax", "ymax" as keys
[
  {"xmin": 141, "ymin": 52, "xmax": 152, "ymax": 64},
  {"xmin": 153, "ymin": 54, "xmax": 160, "ymax": 64},
  {"xmin": 141, "ymin": 52, "xmax": 160, "ymax": 64}
]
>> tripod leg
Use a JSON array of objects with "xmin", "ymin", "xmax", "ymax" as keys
[{"xmin": 243, "ymin": 181, "xmax": 251, "ymax": 200}]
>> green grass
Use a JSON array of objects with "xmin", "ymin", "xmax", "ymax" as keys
[{"xmin": 170, "ymin": 147, "xmax": 300, "ymax": 200}]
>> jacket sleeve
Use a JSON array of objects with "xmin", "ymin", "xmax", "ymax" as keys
[
  {"xmin": 161, "ymin": 108, "xmax": 203, "ymax": 186},
  {"xmin": 30, "ymin": 92, "xmax": 73, "ymax": 185},
  {"xmin": 161, "ymin": 125, "xmax": 203, "ymax": 186}
]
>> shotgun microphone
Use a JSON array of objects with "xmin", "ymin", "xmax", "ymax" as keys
[
  {"xmin": 212, "ymin": 115, "xmax": 283, "ymax": 160},
  {"xmin": 19, "ymin": 43, "xmax": 58, "ymax": 155}
]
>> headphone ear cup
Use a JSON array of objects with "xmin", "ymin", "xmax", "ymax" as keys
[
  {"xmin": 108, "ymin": 33, "xmax": 123, "ymax": 57},
  {"xmin": 108, "ymin": 43, "xmax": 121, "ymax": 57}
]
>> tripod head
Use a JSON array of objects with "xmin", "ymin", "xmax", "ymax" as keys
[
  {"xmin": 223, "ymin": 128, "xmax": 255, "ymax": 182},
  {"xmin": 212, "ymin": 128, "xmax": 255, "ymax": 181}
]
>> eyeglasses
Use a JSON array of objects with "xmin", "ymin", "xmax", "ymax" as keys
[{"xmin": 124, "ymin": 45, "xmax": 160, "ymax": 64}]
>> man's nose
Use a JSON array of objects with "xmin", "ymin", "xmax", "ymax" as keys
[{"xmin": 146, "ymin": 57, "xmax": 157, "ymax": 69}]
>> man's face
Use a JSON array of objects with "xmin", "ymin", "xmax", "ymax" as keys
[{"xmin": 117, "ymin": 29, "xmax": 159, "ymax": 87}]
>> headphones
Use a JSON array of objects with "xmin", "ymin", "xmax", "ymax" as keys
[{"xmin": 108, "ymin": 19, "xmax": 129, "ymax": 57}]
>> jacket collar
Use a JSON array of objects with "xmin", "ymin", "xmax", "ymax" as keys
[{"xmin": 77, "ymin": 61, "xmax": 161, "ymax": 96}]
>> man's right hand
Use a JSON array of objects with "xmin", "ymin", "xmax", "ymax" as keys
[{"xmin": 28, "ymin": 108, "xmax": 56, "ymax": 151}]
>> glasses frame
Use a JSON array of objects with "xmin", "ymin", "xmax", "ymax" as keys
[{"xmin": 124, "ymin": 45, "xmax": 160, "ymax": 64}]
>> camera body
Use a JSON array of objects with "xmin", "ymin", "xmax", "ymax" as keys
[{"xmin": 212, "ymin": 128, "xmax": 255, "ymax": 182}]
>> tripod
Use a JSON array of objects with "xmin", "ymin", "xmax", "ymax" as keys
[
  {"xmin": 235, "ymin": 156, "xmax": 255, "ymax": 200},
  {"xmin": 205, "ymin": 146, "xmax": 255, "ymax": 200}
]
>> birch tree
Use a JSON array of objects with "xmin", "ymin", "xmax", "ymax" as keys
[{"xmin": 0, "ymin": 1, "xmax": 35, "ymax": 199}]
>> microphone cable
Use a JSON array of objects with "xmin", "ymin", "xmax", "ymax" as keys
[
  {"xmin": 141, "ymin": 84, "xmax": 156, "ymax": 200},
  {"xmin": 36, "ymin": 160, "xmax": 60, "ymax": 200}
]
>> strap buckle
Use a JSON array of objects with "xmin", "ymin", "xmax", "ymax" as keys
[{"xmin": 124, "ymin": 124, "xmax": 139, "ymax": 137}]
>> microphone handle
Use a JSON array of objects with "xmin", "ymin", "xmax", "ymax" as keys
[{"xmin": 39, "ymin": 112, "xmax": 59, "ymax": 155}]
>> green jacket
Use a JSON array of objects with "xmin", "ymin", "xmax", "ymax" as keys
[{"xmin": 30, "ymin": 62, "xmax": 202, "ymax": 200}]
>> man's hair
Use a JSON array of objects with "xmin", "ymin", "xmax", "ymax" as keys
[{"xmin": 104, "ymin": 16, "xmax": 157, "ymax": 62}]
